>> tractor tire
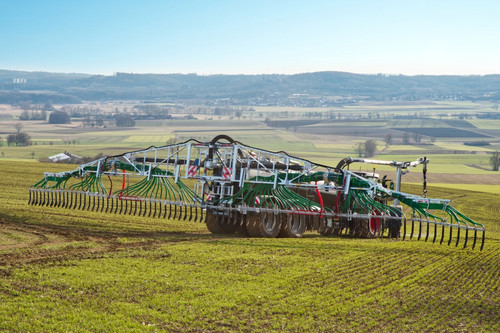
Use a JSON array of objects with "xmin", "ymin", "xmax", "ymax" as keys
[
  {"xmin": 246, "ymin": 212, "xmax": 281, "ymax": 237},
  {"xmin": 279, "ymin": 214, "xmax": 307, "ymax": 238},
  {"xmin": 205, "ymin": 211, "xmax": 240, "ymax": 234}
]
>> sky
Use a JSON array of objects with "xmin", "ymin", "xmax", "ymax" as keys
[{"xmin": 1, "ymin": 0, "xmax": 499, "ymax": 76}]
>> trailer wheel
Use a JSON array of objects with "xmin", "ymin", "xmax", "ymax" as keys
[
  {"xmin": 247, "ymin": 212, "xmax": 281, "ymax": 237},
  {"xmin": 279, "ymin": 214, "xmax": 306, "ymax": 238},
  {"xmin": 205, "ymin": 211, "xmax": 239, "ymax": 234},
  {"xmin": 354, "ymin": 213, "xmax": 382, "ymax": 238}
]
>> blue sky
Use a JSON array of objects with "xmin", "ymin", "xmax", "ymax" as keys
[{"xmin": 1, "ymin": 0, "xmax": 499, "ymax": 75}]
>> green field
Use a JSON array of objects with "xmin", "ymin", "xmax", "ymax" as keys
[{"xmin": 0, "ymin": 161, "xmax": 499, "ymax": 332}]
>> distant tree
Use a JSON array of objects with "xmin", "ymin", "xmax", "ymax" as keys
[
  {"xmin": 115, "ymin": 114, "xmax": 135, "ymax": 127},
  {"xmin": 7, "ymin": 132, "xmax": 31, "ymax": 146},
  {"xmin": 14, "ymin": 123, "xmax": 23, "ymax": 134},
  {"xmin": 413, "ymin": 132, "xmax": 422, "ymax": 144},
  {"xmin": 0, "ymin": 136, "xmax": 3, "ymax": 146},
  {"xmin": 490, "ymin": 151, "xmax": 500, "ymax": 171},
  {"xmin": 235, "ymin": 110, "xmax": 243, "ymax": 120},
  {"xmin": 384, "ymin": 133, "xmax": 392, "ymax": 146},
  {"xmin": 402, "ymin": 132, "xmax": 410, "ymax": 144},
  {"xmin": 49, "ymin": 111, "xmax": 71, "ymax": 124},
  {"xmin": 364, "ymin": 139, "xmax": 377, "ymax": 157},
  {"xmin": 353, "ymin": 142, "xmax": 364, "ymax": 157}
]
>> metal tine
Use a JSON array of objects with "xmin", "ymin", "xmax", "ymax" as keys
[
  {"xmin": 157, "ymin": 201, "xmax": 162, "ymax": 219},
  {"xmin": 28, "ymin": 188, "xmax": 32, "ymax": 205},
  {"xmin": 178, "ymin": 203, "xmax": 184, "ymax": 221},
  {"xmin": 59, "ymin": 191, "xmax": 65, "ymax": 208},
  {"xmin": 132, "ymin": 199, "xmax": 138, "ymax": 216},
  {"xmin": 162, "ymin": 202, "xmax": 168, "ymax": 219},
  {"xmin": 480, "ymin": 230, "xmax": 485, "ymax": 251},
  {"xmin": 53, "ymin": 190, "xmax": 58, "ymax": 207},
  {"xmin": 410, "ymin": 214, "xmax": 415, "ymax": 240},
  {"xmin": 95, "ymin": 194, "xmax": 99, "ymax": 212},
  {"xmin": 119, "ymin": 197, "xmax": 124, "ymax": 214},
  {"xmin": 201, "ymin": 207, "xmax": 206, "ymax": 223},
  {"xmin": 87, "ymin": 193, "xmax": 92, "ymax": 211},
  {"xmin": 447, "ymin": 224, "xmax": 453, "ymax": 246},
  {"xmin": 31, "ymin": 189, "xmax": 37, "ymax": 205},
  {"xmin": 84, "ymin": 193, "xmax": 88, "ymax": 210},
  {"xmin": 424, "ymin": 218, "xmax": 430, "ymax": 242},
  {"xmin": 432, "ymin": 218, "xmax": 438, "ymax": 243},
  {"xmin": 399, "ymin": 215, "xmax": 405, "ymax": 240},
  {"xmin": 193, "ymin": 206, "xmax": 198, "ymax": 222},
  {"xmin": 64, "ymin": 191, "xmax": 69, "ymax": 208},
  {"xmin": 68, "ymin": 191, "xmax": 73, "ymax": 209},
  {"xmin": 137, "ymin": 199, "xmax": 143, "ymax": 216},
  {"xmin": 114, "ymin": 196, "xmax": 120, "ymax": 214},
  {"xmin": 148, "ymin": 200, "xmax": 154, "ymax": 218},
  {"xmin": 439, "ymin": 224, "xmax": 445, "ymax": 245},
  {"xmin": 188, "ymin": 206, "xmax": 193, "ymax": 222},
  {"xmin": 41, "ymin": 189, "xmax": 47, "ymax": 206},
  {"xmin": 81, "ymin": 192, "xmax": 87, "ymax": 210},
  {"xmin": 149, "ymin": 200, "xmax": 154, "ymax": 217},
  {"xmin": 455, "ymin": 224, "xmax": 461, "ymax": 247},
  {"xmin": 59, "ymin": 190, "xmax": 64, "ymax": 208},
  {"xmin": 472, "ymin": 229, "xmax": 477, "ymax": 250},
  {"xmin": 154, "ymin": 201, "xmax": 160, "ymax": 218},
  {"xmin": 168, "ymin": 204, "xmax": 173, "ymax": 219},
  {"xmin": 74, "ymin": 192, "xmax": 80, "ymax": 210},
  {"xmin": 48, "ymin": 190, "xmax": 53, "ymax": 207},
  {"xmin": 183, "ymin": 205, "xmax": 188, "ymax": 221},
  {"xmin": 240, "ymin": 212, "xmax": 247, "ymax": 227},
  {"xmin": 173, "ymin": 204, "xmax": 178, "ymax": 220},
  {"xmin": 143, "ymin": 200, "xmax": 150, "ymax": 217},
  {"xmin": 141, "ymin": 199, "xmax": 148, "ymax": 217},
  {"xmin": 100, "ymin": 195, "xmax": 105, "ymax": 213},
  {"xmin": 463, "ymin": 225, "xmax": 469, "ymax": 249},
  {"xmin": 40, "ymin": 190, "xmax": 45, "ymax": 206},
  {"xmin": 417, "ymin": 217, "xmax": 422, "ymax": 241},
  {"xmin": 122, "ymin": 198, "xmax": 128, "ymax": 215},
  {"xmin": 92, "ymin": 194, "xmax": 97, "ymax": 212},
  {"xmin": 127, "ymin": 198, "xmax": 133, "ymax": 215}
]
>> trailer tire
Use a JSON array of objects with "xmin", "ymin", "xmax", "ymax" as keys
[
  {"xmin": 205, "ymin": 211, "xmax": 239, "ymax": 234},
  {"xmin": 279, "ymin": 214, "xmax": 306, "ymax": 238},
  {"xmin": 247, "ymin": 212, "xmax": 281, "ymax": 237}
]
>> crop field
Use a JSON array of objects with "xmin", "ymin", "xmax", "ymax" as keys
[{"xmin": 0, "ymin": 160, "xmax": 499, "ymax": 332}]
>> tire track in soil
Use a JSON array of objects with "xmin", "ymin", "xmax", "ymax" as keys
[{"xmin": 0, "ymin": 218, "xmax": 204, "ymax": 268}]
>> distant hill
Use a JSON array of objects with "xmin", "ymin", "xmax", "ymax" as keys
[{"xmin": 1, "ymin": 69, "xmax": 499, "ymax": 105}]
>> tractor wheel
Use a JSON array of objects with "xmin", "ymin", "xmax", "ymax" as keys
[
  {"xmin": 205, "ymin": 211, "xmax": 239, "ymax": 234},
  {"xmin": 279, "ymin": 214, "xmax": 306, "ymax": 238},
  {"xmin": 247, "ymin": 212, "xmax": 281, "ymax": 237}
]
